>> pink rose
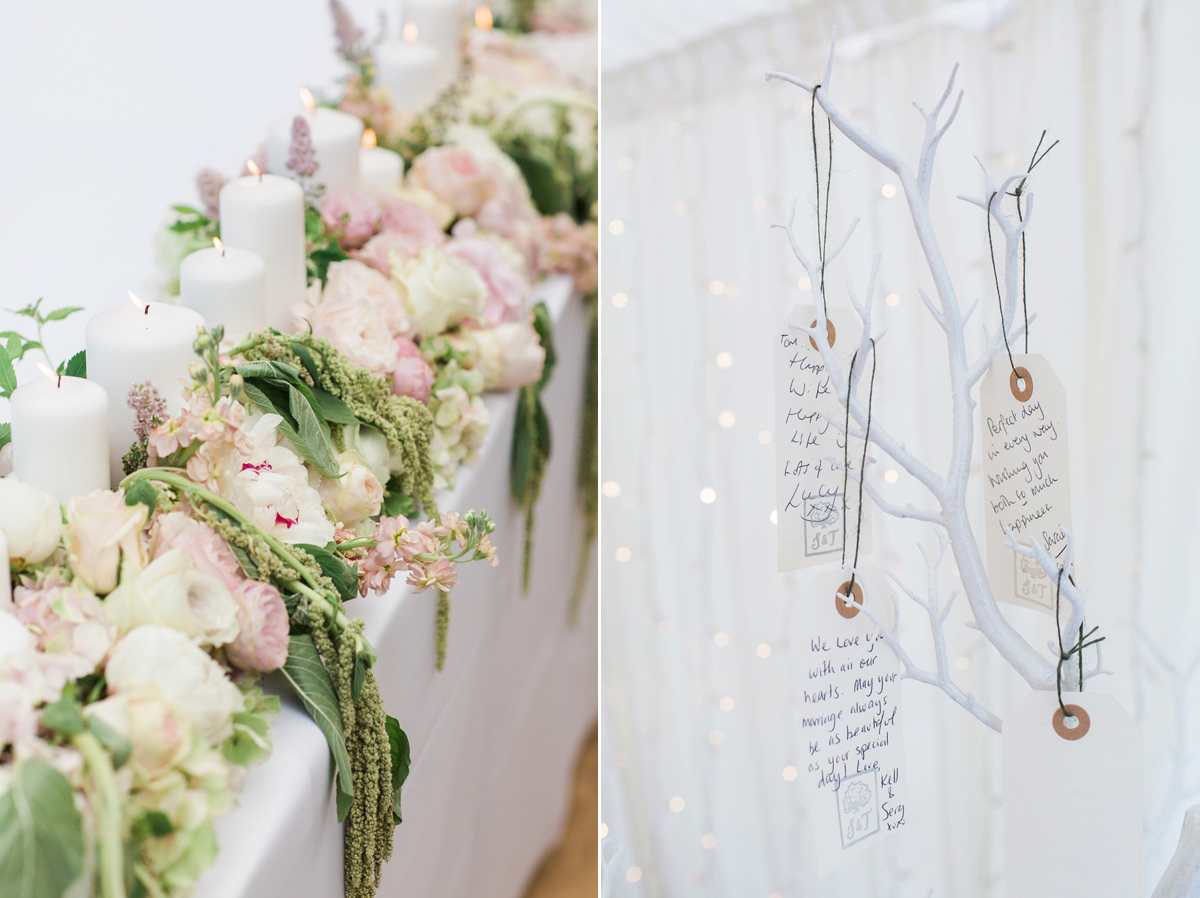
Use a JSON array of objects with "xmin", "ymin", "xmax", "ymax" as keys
[
  {"xmin": 12, "ymin": 571, "xmax": 113, "ymax": 679},
  {"xmin": 408, "ymin": 146, "xmax": 493, "ymax": 218},
  {"xmin": 152, "ymin": 511, "xmax": 243, "ymax": 590},
  {"xmin": 226, "ymin": 580, "xmax": 289, "ymax": 673},
  {"xmin": 392, "ymin": 337, "xmax": 434, "ymax": 403},
  {"xmin": 354, "ymin": 230, "xmax": 437, "ymax": 276},
  {"xmin": 445, "ymin": 235, "xmax": 529, "ymax": 325},
  {"xmin": 320, "ymin": 191, "xmax": 382, "ymax": 249},
  {"xmin": 66, "ymin": 490, "xmax": 149, "ymax": 595},
  {"xmin": 381, "ymin": 198, "xmax": 448, "ymax": 246}
]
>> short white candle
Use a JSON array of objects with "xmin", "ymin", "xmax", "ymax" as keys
[
  {"xmin": 359, "ymin": 131, "xmax": 404, "ymax": 196},
  {"xmin": 10, "ymin": 372, "xmax": 109, "ymax": 503},
  {"xmin": 86, "ymin": 298, "xmax": 205, "ymax": 486},
  {"xmin": 267, "ymin": 93, "xmax": 363, "ymax": 194},
  {"xmin": 404, "ymin": 0, "xmax": 462, "ymax": 89},
  {"xmin": 218, "ymin": 170, "xmax": 306, "ymax": 332},
  {"xmin": 377, "ymin": 32, "xmax": 442, "ymax": 111},
  {"xmin": 180, "ymin": 239, "xmax": 266, "ymax": 340}
]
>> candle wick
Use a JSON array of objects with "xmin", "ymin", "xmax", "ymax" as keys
[
  {"xmin": 57, "ymin": 374, "xmax": 62, "ymax": 388},
  {"xmin": 144, "ymin": 304, "xmax": 150, "ymax": 316}
]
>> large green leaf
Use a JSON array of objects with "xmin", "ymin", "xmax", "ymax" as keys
[
  {"xmin": 62, "ymin": 351, "xmax": 86, "ymax": 379},
  {"xmin": 312, "ymin": 388, "xmax": 357, "ymax": 425},
  {"xmin": 287, "ymin": 384, "xmax": 340, "ymax": 478},
  {"xmin": 42, "ymin": 306, "xmax": 84, "ymax": 323},
  {"xmin": 241, "ymin": 380, "xmax": 339, "ymax": 479},
  {"xmin": 0, "ymin": 423, "xmax": 10, "ymax": 452},
  {"xmin": 0, "ymin": 759, "xmax": 85, "ymax": 898},
  {"xmin": 296, "ymin": 543, "xmax": 358, "ymax": 604},
  {"xmin": 386, "ymin": 716, "xmax": 411, "ymax": 825},
  {"xmin": 530, "ymin": 301, "xmax": 556, "ymax": 391},
  {"xmin": 280, "ymin": 635, "xmax": 354, "ymax": 822},
  {"xmin": 0, "ymin": 344, "xmax": 17, "ymax": 399}
]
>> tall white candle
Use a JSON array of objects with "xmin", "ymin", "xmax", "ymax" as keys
[
  {"xmin": 86, "ymin": 299, "xmax": 205, "ymax": 486},
  {"xmin": 377, "ymin": 32, "xmax": 441, "ymax": 111},
  {"xmin": 10, "ymin": 372, "xmax": 109, "ymax": 503},
  {"xmin": 359, "ymin": 130, "xmax": 404, "ymax": 196},
  {"xmin": 180, "ymin": 239, "xmax": 265, "ymax": 340},
  {"xmin": 267, "ymin": 93, "xmax": 363, "ymax": 194},
  {"xmin": 218, "ymin": 170, "xmax": 306, "ymax": 332},
  {"xmin": 403, "ymin": 0, "xmax": 462, "ymax": 89}
]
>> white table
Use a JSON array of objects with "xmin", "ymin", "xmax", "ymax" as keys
[{"xmin": 196, "ymin": 275, "xmax": 597, "ymax": 898}]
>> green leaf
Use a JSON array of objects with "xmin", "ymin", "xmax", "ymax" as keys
[
  {"xmin": 312, "ymin": 388, "xmax": 357, "ymax": 425},
  {"xmin": 0, "ymin": 344, "xmax": 17, "ymax": 400},
  {"xmin": 287, "ymin": 384, "xmax": 340, "ymax": 478},
  {"xmin": 41, "ymin": 696, "xmax": 84, "ymax": 737},
  {"xmin": 41, "ymin": 306, "xmax": 84, "ymax": 323},
  {"xmin": 63, "ymin": 350, "xmax": 86, "ymax": 379},
  {"xmin": 286, "ymin": 341, "xmax": 322, "ymax": 383},
  {"xmin": 381, "ymin": 479, "xmax": 418, "ymax": 519},
  {"xmin": 124, "ymin": 479, "xmax": 159, "ymax": 516},
  {"xmin": 510, "ymin": 387, "xmax": 536, "ymax": 506},
  {"xmin": 131, "ymin": 810, "xmax": 174, "ymax": 841},
  {"xmin": 281, "ymin": 635, "xmax": 354, "ymax": 822},
  {"xmin": 351, "ymin": 655, "xmax": 366, "ymax": 703},
  {"xmin": 0, "ymin": 423, "xmax": 10, "ymax": 452},
  {"xmin": 228, "ymin": 543, "xmax": 259, "ymax": 580},
  {"xmin": 508, "ymin": 150, "xmax": 572, "ymax": 216},
  {"xmin": 530, "ymin": 301, "xmax": 557, "ymax": 391},
  {"xmin": 0, "ymin": 759, "xmax": 85, "ymax": 898},
  {"xmin": 386, "ymin": 716, "xmax": 411, "ymax": 825},
  {"xmin": 87, "ymin": 715, "xmax": 132, "ymax": 769},
  {"xmin": 296, "ymin": 543, "xmax": 358, "ymax": 604}
]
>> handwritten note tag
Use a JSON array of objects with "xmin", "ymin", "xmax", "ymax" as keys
[
  {"xmin": 980, "ymin": 354, "xmax": 1072, "ymax": 611},
  {"xmin": 1003, "ymin": 691, "xmax": 1141, "ymax": 897},
  {"xmin": 774, "ymin": 306, "xmax": 870, "ymax": 572},
  {"xmin": 794, "ymin": 567, "xmax": 908, "ymax": 874}
]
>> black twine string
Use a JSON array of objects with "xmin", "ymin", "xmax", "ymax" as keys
[
  {"xmin": 811, "ymin": 86, "xmax": 833, "ymax": 315},
  {"xmin": 1053, "ymin": 565, "xmax": 1105, "ymax": 719},
  {"xmin": 841, "ymin": 339, "xmax": 877, "ymax": 599},
  {"xmin": 985, "ymin": 193, "xmax": 1019, "ymax": 380},
  {"xmin": 1008, "ymin": 131, "xmax": 1059, "ymax": 354}
]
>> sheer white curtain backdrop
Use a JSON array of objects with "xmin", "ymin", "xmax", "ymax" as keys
[{"xmin": 600, "ymin": 0, "xmax": 1200, "ymax": 894}]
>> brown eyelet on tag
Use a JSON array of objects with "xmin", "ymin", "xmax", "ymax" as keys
[
  {"xmin": 1052, "ymin": 703, "xmax": 1090, "ymax": 741},
  {"xmin": 1009, "ymin": 365, "xmax": 1033, "ymax": 402},
  {"xmin": 835, "ymin": 580, "xmax": 863, "ymax": 619},
  {"xmin": 809, "ymin": 319, "xmax": 836, "ymax": 351}
]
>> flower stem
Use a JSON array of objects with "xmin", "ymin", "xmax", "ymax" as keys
[{"xmin": 74, "ymin": 731, "xmax": 126, "ymax": 898}]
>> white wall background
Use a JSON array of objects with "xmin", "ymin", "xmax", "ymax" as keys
[{"xmin": 600, "ymin": 0, "xmax": 1200, "ymax": 894}]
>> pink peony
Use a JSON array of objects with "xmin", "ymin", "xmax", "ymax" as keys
[
  {"xmin": 320, "ymin": 190, "xmax": 383, "ymax": 249},
  {"xmin": 408, "ymin": 146, "xmax": 494, "ymax": 218},
  {"xmin": 391, "ymin": 337, "xmax": 434, "ymax": 403},
  {"xmin": 354, "ymin": 230, "xmax": 436, "ymax": 275},
  {"xmin": 152, "ymin": 511, "xmax": 243, "ymax": 590},
  {"xmin": 445, "ymin": 235, "xmax": 529, "ymax": 325},
  {"xmin": 380, "ymin": 198, "xmax": 448, "ymax": 246},
  {"xmin": 225, "ymin": 580, "xmax": 289, "ymax": 673}
]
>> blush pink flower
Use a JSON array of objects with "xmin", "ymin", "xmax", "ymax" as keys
[
  {"xmin": 407, "ymin": 557, "xmax": 458, "ymax": 593},
  {"xmin": 380, "ymin": 198, "xmax": 449, "ymax": 246},
  {"xmin": 391, "ymin": 338, "xmax": 434, "ymax": 403},
  {"xmin": 445, "ymin": 235, "xmax": 529, "ymax": 325},
  {"xmin": 12, "ymin": 570, "xmax": 113, "ymax": 680},
  {"xmin": 152, "ymin": 511, "xmax": 243, "ymax": 591},
  {"xmin": 321, "ymin": 190, "xmax": 383, "ymax": 249},
  {"xmin": 225, "ymin": 580, "xmax": 289, "ymax": 673},
  {"xmin": 408, "ymin": 146, "xmax": 494, "ymax": 218},
  {"xmin": 354, "ymin": 230, "xmax": 436, "ymax": 275}
]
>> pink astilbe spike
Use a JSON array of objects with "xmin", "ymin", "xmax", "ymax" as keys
[{"xmin": 287, "ymin": 116, "xmax": 319, "ymax": 179}]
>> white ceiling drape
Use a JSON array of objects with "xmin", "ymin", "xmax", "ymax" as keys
[{"xmin": 600, "ymin": 0, "xmax": 1200, "ymax": 894}]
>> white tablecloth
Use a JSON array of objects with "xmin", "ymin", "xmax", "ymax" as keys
[{"xmin": 195, "ymin": 274, "xmax": 597, "ymax": 898}]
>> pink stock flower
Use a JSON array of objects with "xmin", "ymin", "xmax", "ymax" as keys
[
  {"xmin": 152, "ymin": 512, "xmax": 243, "ymax": 590},
  {"xmin": 225, "ymin": 580, "xmax": 289, "ymax": 673},
  {"xmin": 381, "ymin": 198, "xmax": 449, "ymax": 245},
  {"xmin": 320, "ymin": 190, "xmax": 382, "ymax": 248},
  {"xmin": 445, "ymin": 235, "xmax": 529, "ymax": 325},
  {"xmin": 354, "ymin": 230, "xmax": 436, "ymax": 275},
  {"xmin": 407, "ymin": 557, "xmax": 458, "ymax": 594},
  {"xmin": 391, "ymin": 337, "xmax": 434, "ymax": 403},
  {"xmin": 408, "ymin": 146, "xmax": 493, "ymax": 218}
]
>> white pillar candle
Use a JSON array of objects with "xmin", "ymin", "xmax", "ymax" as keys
[
  {"xmin": 10, "ymin": 372, "xmax": 109, "ymax": 503},
  {"xmin": 403, "ymin": 0, "xmax": 462, "ymax": 89},
  {"xmin": 267, "ymin": 94, "xmax": 363, "ymax": 194},
  {"xmin": 0, "ymin": 530, "xmax": 10, "ymax": 605},
  {"xmin": 359, "ymin": 131, "xmax": 404, "ymax": 196},
  {"xmin": 86, "ymin": 299, "xmax": 205, "ymax": 486},
  {"xmin": 218, "ymin": 170, "xmax": 306, "ymax": 332},
  {"xmin": 377, "ymin": 32, "xmax": 442, "ymax": 111},
  {"xmin": 180, "ymin": 239, "xmax": 266, "ymax": 340}
]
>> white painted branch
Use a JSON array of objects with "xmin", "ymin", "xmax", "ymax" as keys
[{"xmin": 1151, "ymin": 805, "xmax": 1200, "ymax": 898}]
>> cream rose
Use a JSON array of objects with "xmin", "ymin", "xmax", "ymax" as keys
[
  {"xmin": 0, "ymin": 476, "xmax": 63, "ymax": 565},
  {"xmin": 105, "ymin": 625, "xmax": 243, "ymax": 746},
  {"xmin": 454, "ymin": 320, "xmax": 546, "ymax": 390},
  {"xmin": 105, "ymin": 549, "xmax": 240, "ymax": 648},
  {"xmin": 66, "ymin": 489, "xmax": 149, "ymax": 594},
  {"xmin": 392, "ymin": 246, "xmax": 489, "ymax": 338},
  {"xmin": 318, "ymin": 451, "xmax": 384, "ymax": 526},
  {"xmin": 86, "ymin": 688, "xmax": 193, "ymax": 783}
]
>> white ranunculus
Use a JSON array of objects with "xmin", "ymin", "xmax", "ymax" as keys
[
  {"xmin": 105, "ymin": 549, "xmax": 240, "ymax": 648},
  {"xmin": 392, "ymin": 246, "xmax": 489, "ymax": 339},
  {"xmin": 318, "ymin": 451, "xmax": 384, "ymax": 526},
  {"xmin": 0, "ymin": 476, "xmax": 63, "ymax": 565},
  {"xmin": 106, "ymin": 625, "xmax": 243, "ymax": 746},
  {"xmin": 456, "ymin": 320, "xmax": 546, "ymax": 390},
  {"xmin": 342, "ymin": 423, "xmax": 392, "ymax": 487}
]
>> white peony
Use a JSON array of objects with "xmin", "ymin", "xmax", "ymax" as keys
[
  {"xmin": 455, "ymin": 320, "xmax": 546, "ymax": 390},
  {"xmin": 392, "ymin": 246, "xmax": 489, "ymax": 339},
  {"xmin": 318, "ymin": 451, "xmax": 384, "ymax": 526},
  {"xmin": 0, "ymin": 476, "xmax": 63, "ymax": 565},
  {"xmin": 105, "ymin": 549, "xmax": 240, "ymax": 648},
  {"xmin": 105, "ymin": 625, "xmax": 243, "ymax": 746}
]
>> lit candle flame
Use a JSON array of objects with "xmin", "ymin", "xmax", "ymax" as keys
[
  {"xmin": 362, "ymin": 128, "xmax": 377, "ymax": 149},
  {"xmin": 402, "ymin": 21, "xmax": 418, "ymax": 41},
  {"xmin": 36, "ymin": 361, "xmax": 61, "ymax": 387},
  {"xmin": 298, "ymin": 87, "xmax": 315, "ymax": 110},
  {"xmin": 247, "ymin": 159, "xmax": 262, "ymax": 179},
  {"xmin": 128, "ymin": 290, "xmax": 150, "ymax": 315},
  {"xmin": 214, "ymin": 236, "xmax": 225, "ymax": 256},
  {"xmin": 474, "ymin": 5, "xmax": 493, "ymax": 29}
]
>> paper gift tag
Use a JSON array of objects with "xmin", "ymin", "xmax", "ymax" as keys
[
  {"xmin": 1002, "ymin": 691, "xmax": 1141, "ymax": 897},
  {"xmin": 980, "ymin": 354, "xmax": 1073, "ymax": 611},
  {"xmin": 794, "ymin": 566, "xmax": 908, "ymax": 874},
  {"xmin": 774, "ymin": 306, "xmax": 871, "ymax": 572}
]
